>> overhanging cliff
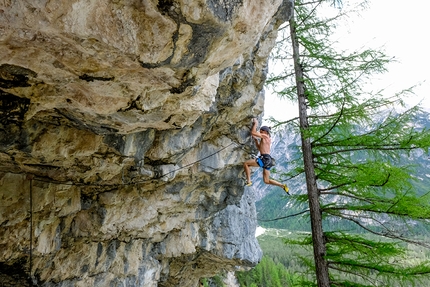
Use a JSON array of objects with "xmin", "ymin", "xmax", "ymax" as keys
[{"xmin": 0, "ymin": 0, "xmax": 293, "ymax": 286}]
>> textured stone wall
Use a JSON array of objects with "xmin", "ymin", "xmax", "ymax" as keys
[{"xmin": 0, "ymin": 0, "xmax": 293, "ymax": 286}]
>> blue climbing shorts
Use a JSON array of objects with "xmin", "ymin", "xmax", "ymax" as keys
[{"xmin": 256, "ymin": 154, "xmax": 274, "ymax": 170}]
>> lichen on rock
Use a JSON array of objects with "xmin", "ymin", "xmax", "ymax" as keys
[{"xmin": 0, "ymin": 0, "xmax": 293, "ymax": 286}]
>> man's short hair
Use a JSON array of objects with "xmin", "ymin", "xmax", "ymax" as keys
[{"xmin": 260, "ymin": 126, "xmax": 271, "ymax": 135}]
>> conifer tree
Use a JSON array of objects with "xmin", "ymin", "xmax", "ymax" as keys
[{"xmin": 267, "ymin": 0, "xmax": 430, "ymax": 286}]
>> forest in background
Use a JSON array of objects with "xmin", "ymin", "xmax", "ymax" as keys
[
  {"xmin": 201, "ymin": 227, "xmax": 430, "ymax": 286},
  {"xmin": 235, "ymin": 229, "xmax": 430, "ymax": 286}
]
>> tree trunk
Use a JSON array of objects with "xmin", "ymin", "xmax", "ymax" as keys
[{"xmin": 289, "ymin": 16, "xmax": 330, "ymax": 287}]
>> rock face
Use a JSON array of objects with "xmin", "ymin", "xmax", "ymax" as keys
[{"xmin": 0, "ymin": 0, "xmax": 293, "ymax": 286}]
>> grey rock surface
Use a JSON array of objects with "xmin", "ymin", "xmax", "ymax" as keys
[{"xmin": 0, "ymin": 0, "xmax": 293, "ymax": 286}]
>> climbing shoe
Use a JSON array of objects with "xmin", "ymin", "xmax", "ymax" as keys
[
  {"xmin": 245, "ymin": 181, "xmax": 252, "ymax": 186},
  {"xmin": 282, "ymin": 184, "xmax": 289, "ymax": 195}
]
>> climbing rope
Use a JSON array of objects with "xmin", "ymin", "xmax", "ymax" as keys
[
  {"xmin": 150, "ymin": 142, "xmax": 238, "ymax": 181},
  {"xmin": 18, "ymin": 141, "xmax": 245, "ymax": 188},
  {"xmin": 10, "ymin": 118, "xmax": 289, "ymax": 188},
  {"xmin": 26, "ymin": 175, "xmax": 39, "ymax": 286},
  {"xmin": 29, "ymin": 176, "xmax": 33, "ymax": 285}
]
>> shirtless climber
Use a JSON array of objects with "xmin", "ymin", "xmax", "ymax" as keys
[{"xmin": 243, "ymin": 118, "xmax": 289, "ymax": 194}]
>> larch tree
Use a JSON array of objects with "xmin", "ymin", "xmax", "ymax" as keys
[{"xmin": 267, "ymin": 0, "xmax": 430, "ymax": 286}]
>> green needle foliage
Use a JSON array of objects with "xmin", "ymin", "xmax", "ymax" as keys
[{"xmin": 267, "ymin": 0, "xmax": 430, "ymax": 286}]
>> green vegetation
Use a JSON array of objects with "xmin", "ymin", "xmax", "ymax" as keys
[
  {"xmin": 256, "ymin": 229, "xmax": 310, "ymax": 274},
  {"xmin": 236, "ymin": 256, "xmax": 299, "ymax": 287},
  {"xmin": 235, "ymin": 229, "xmax": 430, "ymax": 286},
  {"xmin": 200, "ymin": 275, "xmax": 225, "ymax": 287}
]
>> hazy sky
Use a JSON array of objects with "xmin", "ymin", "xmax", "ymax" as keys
[{"xmin": 264, "ymin": 0, "xmax": 430, "ymax": 125}]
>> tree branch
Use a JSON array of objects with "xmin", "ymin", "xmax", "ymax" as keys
[
  {"xmin": 258, "ymin": 209, "xmax": 310, "ymax": 222},
  {"xmin": 319, "ymin": 191, "xmax": 373, "ymax": 204},
  {"xmin": 325, "ymin": 211, "xmax": 430, "ymax": 248},
  {"xmin": 328, "ymin": 265, "xmax": 385, "ymax": 286},
  {"xmin": 318, "ymin": 181, "xmax": 356, "ymax": 192},
  {"xmin": 314, "ymin": 145, "xmax": 417, "ymax": 158}
]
